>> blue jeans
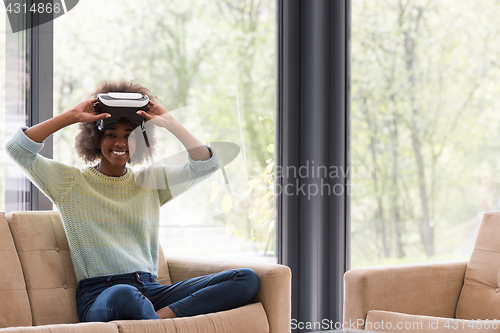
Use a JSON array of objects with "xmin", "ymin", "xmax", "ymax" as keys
[{"xmin": 76, "ymin": 268, "xmax": 260, "ymax": 322}]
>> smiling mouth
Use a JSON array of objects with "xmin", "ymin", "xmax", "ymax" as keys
[{"xmin": 111, "ymin": 150, "xmax": 128, "ymax": 156}]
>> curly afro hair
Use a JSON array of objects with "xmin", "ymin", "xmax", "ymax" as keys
[{"xmin": 75, "ymin": 79, "xmax": 158, "ymax": 165}]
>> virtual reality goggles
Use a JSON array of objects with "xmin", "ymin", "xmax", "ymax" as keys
[{"xmin": 95, "ymin": 92, "xmax": 149, "ymax": 131}]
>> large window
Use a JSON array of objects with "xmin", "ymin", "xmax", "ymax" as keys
[
  {"xmin": 0, "ymin": 7, "xmax": 5, "ymax": 213},
  {"xmin": 2, "ymin": 7, "xmax": 31, "ymax": 213},
  {"xmin": 53, "ymin": 0, "xmax": 276, "ymax": 261},
  {"xmin": 351, "ymin": 0, "xmax": 500, "ymax": 267}
]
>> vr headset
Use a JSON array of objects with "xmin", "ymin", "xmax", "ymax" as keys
[{"xmin": 95, "ymin": 92, "xmax": 149, "ymax": 131}]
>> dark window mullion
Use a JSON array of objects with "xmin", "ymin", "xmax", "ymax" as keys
[
  {"xmin": 30, "ymin": 7, "xmax": 53, "ymax": 210},
  {"xmin": 277, "ymin": 0, "xmax": 350, "ymax": 330}
]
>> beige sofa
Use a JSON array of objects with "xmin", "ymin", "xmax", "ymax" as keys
[
  {"xmin": 344, "ymin": 212, "xmax": 500, "ymax": 332},
  {"xmin": 0, "ymin": 210, "xmax": 291, "ymax": 333}
]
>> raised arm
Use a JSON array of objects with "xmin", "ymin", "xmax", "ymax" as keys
[
  {"xmin": 24, "ymin": 98, "xmax": 110, "ymax": 143},
  {"xmin": 134, "ymin": 101, "xmax": 219, "ymax": 205},
  {"xmin": 137, "ymin": 101, "xmax": 212, "ymax": 161},
  {"xmin": 5, "ymin": 99, "xmax": 112, "ymax": 203}
]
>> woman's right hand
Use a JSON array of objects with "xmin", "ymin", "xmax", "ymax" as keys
[
  {"xmin": 69, "ymin": 98, "xmax": 110, "ymax": 123},
  {"xmin": 24, "ymin": 98, "xmax": 111, "ymax": 143}
]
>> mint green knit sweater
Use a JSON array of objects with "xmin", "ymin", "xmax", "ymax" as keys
[{"xmin": 5, "ymin": 127, "xmax": 219, "ymax": 282}]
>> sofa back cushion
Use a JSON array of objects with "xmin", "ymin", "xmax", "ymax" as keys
[
  {"xmin": 6, "ymin": 211, "xmax": 171, "ymax": 326},
  {"xmin": 456, "ymin": 212, "xmax": 500, "ymax": 319},
  {"xmin": 157, "ymin": 241, "xmax": 172, "ymax": 286},
  {"xmin": 0, "ymin": 212, "xmax": 32, "ymax": 328}
]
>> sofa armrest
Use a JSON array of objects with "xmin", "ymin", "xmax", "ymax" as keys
[
  {"xmin": 165, "ymin": 256, "xmax": 291, "ymax": 333},
  {"xmin": 344, "ymin": 260, "xmax": 468, "ymax": 329}
]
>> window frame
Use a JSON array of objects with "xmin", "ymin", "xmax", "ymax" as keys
[
  {"xmin": 29, "ymin": 14, "xmax": 53, "ymax": 210},
  {"xmin": 276, "ymin": 0, "xmax": 350, "ymax": 326}
]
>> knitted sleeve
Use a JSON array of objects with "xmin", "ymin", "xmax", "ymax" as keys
[
  {"xmin": 158, "ymin": 146, "xmax": 219, "ymax": 205},
  {"xmin": 5, "ymin": 127, "xmax": 79, "ymax": 203}
]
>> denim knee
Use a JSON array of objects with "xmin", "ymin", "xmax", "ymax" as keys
[
  {"xmin": 238, "ymin": 268, "xmax": 260, "ymax": 302},
  {"xmin": 102, "ymin": 284, "xmax": 157, "ymax": 320}
]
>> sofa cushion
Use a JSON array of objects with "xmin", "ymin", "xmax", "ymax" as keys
[
  {"xmin": 7, "ymin": 211, "xmax": 79, "ymax": 325},
  {"xmin": 6, "ymin": 211, "xmax": 171, "ymax": 326},
  {"xmin": 456, "ymin": 212, "xmax": 500, "ymax": 320},
  {"xmin": 166, "ymin": 255, "xmax": 291, "ymax": 333},
  {"xmin": 113, "ymin": 302, "xmax": 269, "ymax": 333},
  {"xmin": 157, "ymin": 242, "xmax": 172, "ymax": 286},
  {"xmin": 0, "ymin": 322, "xmax": 118, "ymax": 333},
  {"xmin": 366, "ymin": 310, "xmax": 500, "ymax": 332},
  {"xmin": 0, "ymin": 212, "xmax": 32, "ymax": 328}
]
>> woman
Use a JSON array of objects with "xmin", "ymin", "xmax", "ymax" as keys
[{"xmin": 5, "ymin": 79, "xmax": 259, "ymax": 322}]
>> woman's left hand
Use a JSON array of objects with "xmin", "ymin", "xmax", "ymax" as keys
[{"xmin": 137, "ymin": 101, "xmax": 179, "ymax": 133}]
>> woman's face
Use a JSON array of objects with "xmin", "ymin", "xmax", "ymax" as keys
[{"xmin": 99, "ymin": 120, "xmax": 136, "ymax": 167}]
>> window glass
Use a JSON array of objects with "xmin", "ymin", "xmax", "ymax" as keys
[
  {"xmin": 351, "ymin": 0, "xmax": 500, "ymax": 267},
  {"xmin": 2, "ymin": 8, "xmax": 31, "ymax": 212},
  {"xmin": 0, "ymin": 7, "xmax": 5, "ymax": 213},
  {"xmin": 53, "ymin": 0, "xmax": 276, "ymax": 262}
]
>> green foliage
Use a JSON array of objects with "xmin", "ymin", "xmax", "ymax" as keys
[{"xmin": 351, "ymin": 0, "xmax": 500, "ymax": 267}]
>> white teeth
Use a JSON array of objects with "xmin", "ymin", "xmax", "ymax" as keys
[{"xmin": 112, "ymin": 151, "xmax": 127, "ymax": 155}]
